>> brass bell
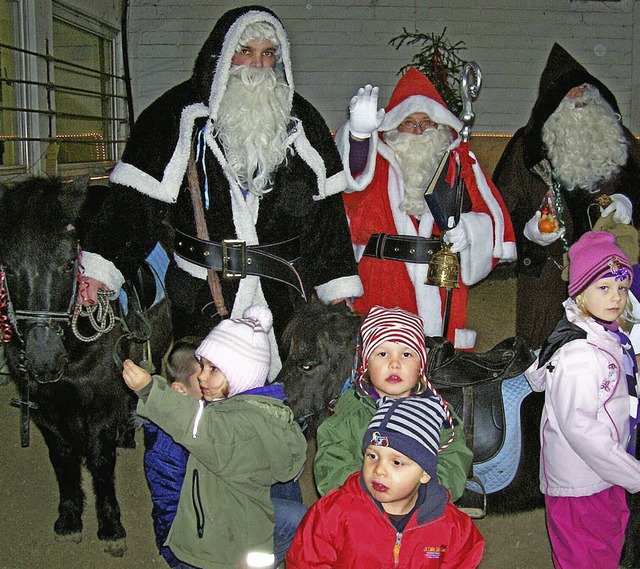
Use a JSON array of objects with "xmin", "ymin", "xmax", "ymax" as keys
[{"xmin": 425, "ymin": 241, "xmax": 459, "ymax": 289}]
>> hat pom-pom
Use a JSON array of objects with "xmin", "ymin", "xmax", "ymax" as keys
[{"xmin": 243, "ymin": 305, "xmax": 273, "ymax": 333}]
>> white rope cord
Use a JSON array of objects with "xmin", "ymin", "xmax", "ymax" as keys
[{"xmin": 71, "ymin": 290, "xmax": 116, "ymax": 342}]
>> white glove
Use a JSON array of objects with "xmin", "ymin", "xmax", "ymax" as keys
[
  {"xmin": 523, "ymin": 211, "xmax": 565, "ymax": 246},
  {"xmin": 443, "ymin": 216, "xmax": 469, "ymax": 254},
  {"xmin": 348, "ymin": 84, "xmax": 385, "ymax": 139},
  {"xmin": 601, "ymin": 193, "xmax": 633, "ymax": 225}
]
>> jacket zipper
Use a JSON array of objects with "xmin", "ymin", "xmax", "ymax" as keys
[
  {"xmin": 393, "ymin": 532, "xmax": 402, "ymax": 567},
  {"xmin": 370, "ymin": 494, "xmax": 441, "ymax": 566},
  {"xmin": 192, "ymin": 399, "xmax": 205, "ymax": 438},
  {"xmin": 191, "ymin": 468, "xmax": 205, "ymax": 538}
]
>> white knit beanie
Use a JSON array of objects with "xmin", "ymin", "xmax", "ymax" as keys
[{"xmin": 195, "ymin": 305, "xmax": 273, "ymax": 397}]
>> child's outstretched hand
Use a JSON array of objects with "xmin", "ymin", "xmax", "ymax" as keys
[{"xmin": 122, "ymin": 358, "xmax": 152, "ymax": 391}]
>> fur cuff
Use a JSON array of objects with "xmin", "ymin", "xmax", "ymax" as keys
[
  {"xmin": 79, "ymin": 251, "xmax": 125, "ymax": 299},
  {"xmin": 500, "ymin": 241, "xmax": 517, "ymax": 263},
  {"xmin": 454, "ymin": 328, "xmax": 477, "ymax": 350},
  {"xmin": 320, "ymin": 170, "xmax": 348, "ymax": 199},
  {"xmin": 335, "ymin": 123, "xmax": 379, "ymax": 193},
  {"xmin": 315, "ymin": 275, "xmax": 364, "ymax": 304},
  {"xmin": 458, "ymin": 212, "xmax": 493, "ymax": 286},
  {"xmin": 174, "ymin": 253, "xmax": 207, "ymax": 280}
]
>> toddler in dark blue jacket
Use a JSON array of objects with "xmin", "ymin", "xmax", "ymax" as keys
[{"xmin": 143, "ymin": 337, "xmax": 202, "ymax": 567}]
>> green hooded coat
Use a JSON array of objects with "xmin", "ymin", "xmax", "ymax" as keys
[{"xmin": 137, "ymin": 377, "xmax": 307, "ymax": 568}]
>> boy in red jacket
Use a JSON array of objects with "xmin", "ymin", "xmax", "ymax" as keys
[{"xmin": 287, "ymin": 396, "xmax": 484, "ymax": 568}]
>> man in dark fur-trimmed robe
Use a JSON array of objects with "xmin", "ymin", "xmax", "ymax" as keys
[
  {"xmin": 80, "ymin": 5, "xmax": 362, "ymax": 376},
  {"xmin": 493, "ymin": 43, "xmax": 640, "ymax": 349}
]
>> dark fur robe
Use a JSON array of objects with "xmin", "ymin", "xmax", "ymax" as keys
[
  {"xmin": 83, "ymin": 6, "xmax": 361, "ymax": 371},
  {"xmin": 493, "ymin": 43, "xmax": 640, "ymax": 348}
]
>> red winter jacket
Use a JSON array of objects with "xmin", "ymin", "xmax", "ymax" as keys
[{"xmin": 286, "ymin": 472, "xmax": 484, "ymax": 568}]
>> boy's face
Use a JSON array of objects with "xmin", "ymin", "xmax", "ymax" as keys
[
  {"xmin": 578, "ymin": 275, "xmax": 629, "ymax": 322},
  {"xmin": 170, "ymin": 362, "xmax": 203, "ymax": 400},
  {"xmin": 362, "ymin": 444, "xmax": 430, "ymax": 516},
  {"xmin": 198, "ymin": 357, "xmax": 229, "ymax": 401},
  {"xmin": 367, "ymin": 341, "xmax": 421, "ymax": 399}
]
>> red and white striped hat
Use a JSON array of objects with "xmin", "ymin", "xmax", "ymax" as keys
[{"xmin": 360, "ymin": 305, "xmax": 427, "ymax": 375}]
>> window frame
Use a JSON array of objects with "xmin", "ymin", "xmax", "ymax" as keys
[{"xmin": 0, "ymin": 1, "xmax": 128, "ymax": 183}]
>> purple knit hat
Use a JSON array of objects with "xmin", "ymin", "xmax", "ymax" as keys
[{"xmin": 568, "ymin": 231, "xmax": 633, "ymax": 297}]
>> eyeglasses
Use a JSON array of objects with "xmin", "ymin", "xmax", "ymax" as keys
[{"xmin": 399, "ymin": 118, "xmax": 437, "ymax": 131}]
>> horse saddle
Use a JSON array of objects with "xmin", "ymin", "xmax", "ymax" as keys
[
  {"xmin": 426, "ymin": 335, "xmax": 535, "ymax": 388},
  {"xmin": 426, "ymin": 336, "xmax": 536, "ymax": 463}
]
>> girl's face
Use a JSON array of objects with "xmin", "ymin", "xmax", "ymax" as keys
[
  {"xmin": 198, "ymin": 357, "xmax": 229, "ymax": 401},
  {"xmin": 578, "ymin": 275, "xmax": 630, "ymax": 323},
  {"xmin": 367, "ymin": 341, "xmax": 422, "ymax": 399}
]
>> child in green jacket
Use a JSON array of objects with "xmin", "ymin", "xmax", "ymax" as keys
[
  {"xmin": 314, "ymin": 305, "xmax": 472, "ymax": 500},
  {"xmin": 124, "ymin": 306, "xmax": 307, "ymax": 569}
]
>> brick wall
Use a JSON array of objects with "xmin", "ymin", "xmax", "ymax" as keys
[{"xmin": 126, "ymin": 0, "xmax": 639, "ymax": 134}]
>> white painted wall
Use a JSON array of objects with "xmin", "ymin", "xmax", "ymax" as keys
[
  {"xmin": 62, "ymin": 0, "xmax": 121, "ymax": 27},
  {"xmin": 124, "ymin": 0, "xmax": 640, "ymax": 135}
]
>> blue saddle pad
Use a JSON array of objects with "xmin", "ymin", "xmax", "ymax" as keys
[
  {"xmin": 119, "ymin": 242, "xmax": 169, "ymax": 312},
  {"xmin": 466, "ymin": 372, "xmax": 532, "ymax": 494}
]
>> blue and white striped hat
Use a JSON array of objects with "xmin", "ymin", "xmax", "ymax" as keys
[{"xmin": 363, "ymin": 396, "xmax": 447, "ymax": 475}]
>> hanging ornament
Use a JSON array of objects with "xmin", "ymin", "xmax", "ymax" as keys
[{"xmin": 538, "ymin": 193, "xmax": 560, "ymax": 234}]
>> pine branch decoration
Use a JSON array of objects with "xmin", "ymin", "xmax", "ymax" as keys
[{"xmin": 389, "ymin": 27, "xmax": 467, "ymax": 116}]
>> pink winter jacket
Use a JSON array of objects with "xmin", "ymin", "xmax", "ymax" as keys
[{"xmin": 525, "ymin": 298, "xmax": 640, "ymax": 497}]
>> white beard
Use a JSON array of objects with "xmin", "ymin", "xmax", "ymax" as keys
[
  {"xmin": 384, "ymin": 126, "xmax": 454, "ymax": 217},
  {"xmin": 542, "ymin": 85, "xmax": 628, "ymax": 193},
  {"xmin": 215, "ymin": 66, "xmax": 290, "ymax": 197}
]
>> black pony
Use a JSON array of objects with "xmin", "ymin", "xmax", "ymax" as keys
[{"xmin": 0, "ymin": 177, "xmax": 171, "ymax": 556}]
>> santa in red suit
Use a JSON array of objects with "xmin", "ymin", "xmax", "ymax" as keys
[{"xmin": 336, "ymin": 68, "xmax": 516, "ymax": 349}]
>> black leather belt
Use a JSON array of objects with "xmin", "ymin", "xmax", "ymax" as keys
[
  {"xmin": 363, "ymin": 233, "xmax": 442, "ymax": 264},
  {"xmin": 174, "ymin": 230, "xmax": 305, "ymax": 296}
]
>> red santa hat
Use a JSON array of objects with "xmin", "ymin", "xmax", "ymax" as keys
[{"xmin": 379, "ymin": 67, "xmax": 463, "ymax": 133}]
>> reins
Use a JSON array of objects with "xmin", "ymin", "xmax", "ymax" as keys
[{"xmin": 71, "ymin": 290, "xmax": 116, "ymax": 342}]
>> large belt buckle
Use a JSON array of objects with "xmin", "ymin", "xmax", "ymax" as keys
[{"xmin": 221, "ymin": 239, "xmax": 247, "ymax": 279}]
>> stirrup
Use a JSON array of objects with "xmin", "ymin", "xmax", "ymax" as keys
[{"xmin": 457, "ymin": 475, "xmax": 487, "ymax": 519}]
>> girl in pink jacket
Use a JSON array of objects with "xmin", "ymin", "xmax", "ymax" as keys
[{"xmin": 525, "ymin": 231, "xmax": 640, "ymax": 569}]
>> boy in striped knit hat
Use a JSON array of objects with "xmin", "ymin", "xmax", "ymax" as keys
[
  {"xmin": 314, "ymin": 305, "xmax": 473, "ymax": 500},
  {"xmin": 287, "ymin": 396, "xmax": 485, "ymax": 567}
]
